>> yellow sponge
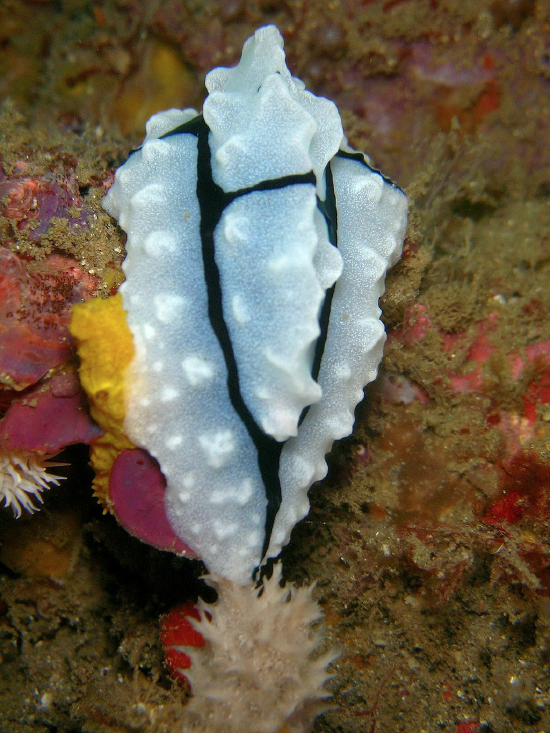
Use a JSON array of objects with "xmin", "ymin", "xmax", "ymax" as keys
[{"xmin": 69, "ymin": 294, "xmax": 135, "ymax": 508}]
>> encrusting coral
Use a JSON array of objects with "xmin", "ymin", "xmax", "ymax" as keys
[
  {"xmin": 176, "ymin": 564, "xmax": 336, "ymax": 733},
  {"xmin": 0, "ymin": 446, "xmax": 65, "ymax": 517}
]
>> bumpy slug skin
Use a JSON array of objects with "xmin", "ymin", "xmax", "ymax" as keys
[
  {"xmin": 96, "ymin": 26, "xmax": 407, "ymax": 583},
  {"xmin": 69, "ymin": 294, "xmax": 135, "ymax": 508}
]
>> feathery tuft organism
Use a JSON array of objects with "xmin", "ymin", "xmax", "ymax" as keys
[{"xmin": 0, "ymin": 447, "xmax": 65, "ymax": 518}]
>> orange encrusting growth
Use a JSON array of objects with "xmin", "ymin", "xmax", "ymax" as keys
[{"xmin": 69, "ymin": 294, "xmax": 135, "ymax": 508}]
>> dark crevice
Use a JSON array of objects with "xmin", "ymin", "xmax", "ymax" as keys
[{"xmin": 451, "ymin": 196, "xmax": 496, "ymax": 221}]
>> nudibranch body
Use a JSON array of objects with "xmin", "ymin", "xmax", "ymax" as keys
[{"xmin": 101, "ymin": 25, "xmax": 407, "ymax": 584}]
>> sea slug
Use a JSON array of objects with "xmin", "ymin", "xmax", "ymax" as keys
[{"xmin": 96, "ymin": 25, "xmax": 408, "ymax": 584}]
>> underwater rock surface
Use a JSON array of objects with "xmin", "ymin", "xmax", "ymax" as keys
[{"xmin": 1, "ymin": 1, "xmax": 550, "ymax": 732}]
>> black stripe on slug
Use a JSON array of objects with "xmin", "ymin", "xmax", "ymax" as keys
[
  {"xmin": 159, "ymin": 115, "xmax": 316, "ymax": 200},
  {"xmin": 312, "ymin": 160, "xmax": 338, "ymax": 384},
  {"xmin": 335, "ymin": 148, "xmax": 405, "ymax": 194},
  {"xmin": 304, "ymin": 150, "xmax": 404, "ymax": 404},
  {"xmin": 193, "ymin": 120, "xmax": 284, "ymax": 565},
  {"xmin": 297, "ymin": 161, "xmax": 339, "ymax": 429},
  {"xmin": 160, "ymin": 116, "xmax": 318, "ymax": 566}
]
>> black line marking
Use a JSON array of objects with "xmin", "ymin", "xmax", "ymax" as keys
[
  {"xmin": 228, "ymin": 171, "xmax": 316, "ymax": 202},
  {"xmin": 160, "ymin": 114, "xmax": 207, "ymax": 139},
  {"xmin": 159, "ymin": 115, "xmax": 316, "ymax": 201},
  {"xmin": 130, "ymin": 117, "xmax": 403, "ymax": 574},
  {"xmin": 335, "ymin": 149, "xmax": 405, "ymax": 195},
  {"xmin": 297, "ymin": 161, "xmax": 339, "ymax": 429},
  {"xmin": 157, "ymin": 116, "xmax": 321, "ymax": 568},
  {"xmin": 302, "ymin": 151, "xmax": 404, "ymax": 417},
  {"xmin": 312, "ymin": 162, "xmax": 338, "ymax": 383},
  {"xmin": 192, "ymin": 119, "xmax": 287, "ymax": 567},
  {"xmin": 126, "ymin": 115, "xmax": 206, "ymax": 159}
]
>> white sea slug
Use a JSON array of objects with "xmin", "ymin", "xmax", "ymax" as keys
[{"xmin": 103, "ymin": 25, "xmax": 408, "ymax": 584}]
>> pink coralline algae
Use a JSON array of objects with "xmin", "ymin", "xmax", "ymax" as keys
[
  {"xmin": 442, "ymin": 315, "xmax": 550, "ymax": 443},
  {"xmin": 0, "ymin": 365, "xmax": 103, "ymax": 516},
  {"xmin": 387, "ymin": 304, "xmax": 550, "ymax": 434},
  {"xmin": 371, "ymin": 299, "xmax": 550, "ymax": 601},
  {"xmin": 0, "ymin": 245, "xmax": 100, "ymax": 516},
  {"xmin": 0, "ymin": 367, "xmax": 103, "ymax": 453},
  {"xmin": 483, "ymin": 450, "xmax": 550, "ymax": 528},
  {"xmin": 0, "ymin": 247, "xmax": 97, "ymax": 390},
  {"xmin": 109, "ymin": 448, "xmax": 193, "ymax": 556},
  {"xmin": 0, "ymin": 165, "xmax": 88, "ymax": 240},
  {"xmin": 521, "ymin": 340, "xmax": 550, "ymax": 426},
  {"xmin": 388, "ymin": 303, "xmax": 431, "ymax": 348}
]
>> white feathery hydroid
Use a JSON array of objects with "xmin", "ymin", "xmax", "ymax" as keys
[
  {"xmin": 180, "ymin": 564, "xmax": 338, "ymax": 733},
  {"xmin": 0, "ymin": 447, "xmax": 66, "ymax": 518}
]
